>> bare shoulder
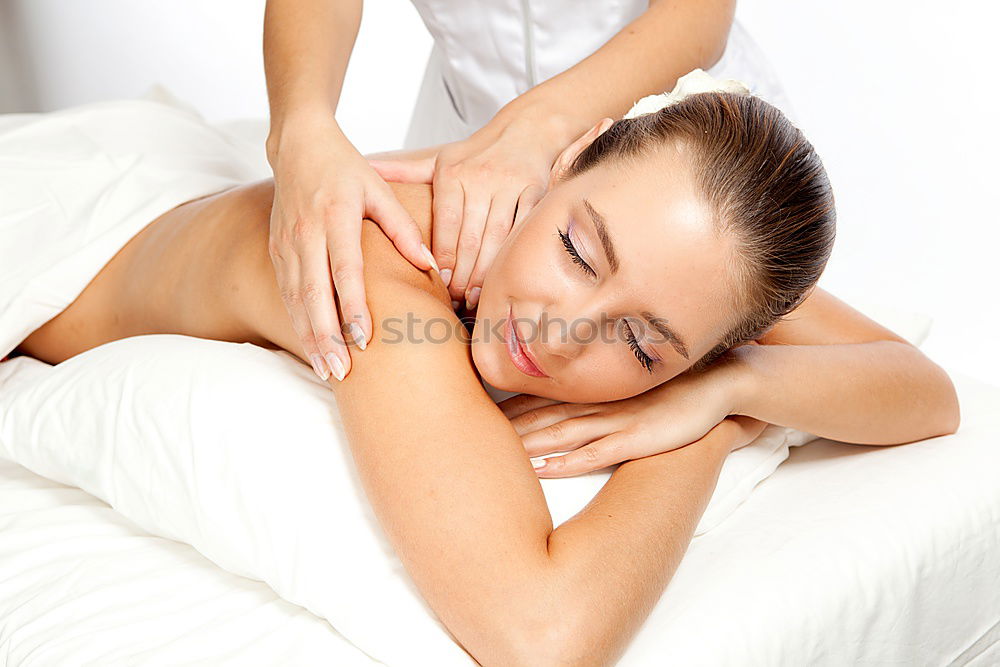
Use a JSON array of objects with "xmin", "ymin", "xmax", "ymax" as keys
[
  {"xmin": 356, "ymin": 181, "xmax": 447, "ymax": 301},
  {"xmin": 386, "ymin": 181, "xmax": 434, "ymax": 246}
]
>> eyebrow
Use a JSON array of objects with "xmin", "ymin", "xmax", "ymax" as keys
[
  {"xmin": 642, "ymin": 311, "xmax": 690, "ymax": 360},
  {"xmin": 583, "ymin": 198, "xmax": 691, "ymax": 361},
  {"xmin": 583, "ymin": 199, "xmax": 620, "ymax": 274}
]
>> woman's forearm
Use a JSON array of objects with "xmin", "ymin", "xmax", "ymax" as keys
[
  {"xmin": 263, "ymin": 0, "xmax": 362, "ymax": 159},
  {"xmin": 731, "ymin": 341, "xmax": 961, "ymax": 445},
  {"xmin": 536, "ymin": 417, "xmax": 751, "ymax": 665},
  {"xmin": 496, "ymin": 0, "xmax": 736, "ymax": 147}
]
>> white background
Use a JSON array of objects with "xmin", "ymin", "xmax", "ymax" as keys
[{"xmin": 1, "ymin": 0, "xmax": 998, "ymax": 385}]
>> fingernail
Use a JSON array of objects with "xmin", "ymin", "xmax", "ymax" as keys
[
  {"xmin": 439, "ymin": 268, "xmax": 452, "ymax": 288},
  {"xmin": 420, "ymin": 243, "xmax": 440, "ymax": 273},
  {"xmin": 326, "ymin": 353, "xmax": 346, "ymax": 381},
  {"xmin": 530, "ymin": 457, "xmax": 547, "ymax": 469},
  {"xmin": 310, "ymin": 353, "xmax": 330, "ymax": 381},
  {"xmin": 348, "ymin": 322, "xmax": 367, "ymax": 350},
  {"xmin": 451, "ymin": 300, "xmax": 461, "ymax": 311},
  {"xmin": 465, "ymin": 286, "xmax": 481, "ymax": 310}
]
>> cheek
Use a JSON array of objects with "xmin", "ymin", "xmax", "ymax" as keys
[
  {"xmin": 549, "ymin": 344, "xmax": 653, "ymax": 402},
  {"xmin": 481, "ymin": 220, "xmax": 552, "ymax": 300}
]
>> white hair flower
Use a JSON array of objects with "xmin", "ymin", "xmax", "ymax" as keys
[{"xmin": 623, "ymin": 68, "xmax": 752, "ymax": 120}]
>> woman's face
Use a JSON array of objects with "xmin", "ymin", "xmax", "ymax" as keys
[{"xmin": 471, "ymin": 143, "xmax": 740, "ymax": 403}]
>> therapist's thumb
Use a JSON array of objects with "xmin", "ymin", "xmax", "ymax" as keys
[
  {"xmin": 368, "ymin": 156, "xmax": 436, "ymax": 184},
  {"xmin": 366, "ymin": 186, "xmax": 439, "ymax": 274}
]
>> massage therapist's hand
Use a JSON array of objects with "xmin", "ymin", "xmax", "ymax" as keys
[
  {"xmin": 369, "ymin": 111, "xmax": 570, "ymax": 311},
  {"xmin": 266, "ymin": 111, "xmax": 438, "ymax": 382},
  {"xmin": 498, "ymin": 346, "xmax": 768, "ymax": 478}
]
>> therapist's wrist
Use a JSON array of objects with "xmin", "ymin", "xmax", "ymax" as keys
[
  {"xmin": 266, "ymin": 104, "xmax": 346, "ymax": 166},
  {"xmin": 494, "ymin": 98, "xmax": 592, "ymax": 151}
]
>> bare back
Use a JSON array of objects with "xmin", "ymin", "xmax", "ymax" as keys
[{"xmin": 16, "ymin": 179, "xmax": 438, "ymax": 366}]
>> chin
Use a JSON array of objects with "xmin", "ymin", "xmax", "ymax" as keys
[{"xmin": 470, "ymin": 336, "xmax": 514, "ymax": 392}]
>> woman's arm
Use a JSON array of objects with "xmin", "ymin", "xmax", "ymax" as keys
[
  {"xmin": 728, "ymin": 287, "xmax": 961, "ymax": 444},
  {"xmin": 495, "ymin": 288, "xmax": 960, "ymax": 477},
  {"xmin": 242, "ymin": 182, "xmax": 756, "ymax": 665}
]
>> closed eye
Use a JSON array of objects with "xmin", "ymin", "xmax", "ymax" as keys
[
  {"xmin": 556, "ymin": 226, "xmax": 596, "ymax": 277},
  {"xmin": 557, "ymin": 225, "xmax": 657, "ymax": 373},
  {"xmin": 623, "ymin": 321, "xmax": 656, "ymax": 374}
]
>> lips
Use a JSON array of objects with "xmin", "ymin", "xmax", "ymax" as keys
[{"xmin": 506, "ymin": 305, "xmax": 548, "ymax": 378}]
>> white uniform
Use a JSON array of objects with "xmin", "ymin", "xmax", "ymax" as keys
[{"xmin": 404, "ymin": 0, "xmax": 795, "ymax": 149}]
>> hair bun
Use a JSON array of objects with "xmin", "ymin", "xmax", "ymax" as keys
[{"xmin": 623, "ymin": 68, "xmax": 752, "ymax": 120}]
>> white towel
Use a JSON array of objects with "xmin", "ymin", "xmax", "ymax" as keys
[{"xmin": 0, "ymin": 96, "xmax": 266, "ymax": 360}]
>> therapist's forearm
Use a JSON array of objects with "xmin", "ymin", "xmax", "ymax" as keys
[
  {"xmin": 498, "ymin": 0, "xmax": 736, "ymax": 143},
  {"xmin": 730, "ymin": 341, "xmax": 961, "ymax": 446},
  {"xmin": 263, "ymin": 0, "xmax": 362, "ymax": 159}
]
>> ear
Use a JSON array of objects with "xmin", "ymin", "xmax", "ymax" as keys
[{"xmin": 547, "ymin": 117, "xmax": 616, "ymax": 189}]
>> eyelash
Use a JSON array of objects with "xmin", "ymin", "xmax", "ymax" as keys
[
  {"xmin": 556, "ymin": 226, "xmax": 656, "ymax": 374},
  {"xmin": 557, "ymin": 226, "xmax": 596, "ymax": 277},
  {"xmin": 625, "ymin": 326, "xmax": 655, "ymax": 374}
]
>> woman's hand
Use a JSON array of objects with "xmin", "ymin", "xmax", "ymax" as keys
[
  {"xmin": 267, "ymin": 111, "xmax": 438, "ymax": 382},
  {"xmin": 369, "ymin": 112, "xmax": 575, "ymax": 311},
  {"xmin": 498, "ymin": 350, "xmax": 764, "ymax": 477}
]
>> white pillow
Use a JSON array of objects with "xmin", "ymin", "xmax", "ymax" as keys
[{"xmin": 0, "ymin": 307, "xmax": 931, "ymax": 664}]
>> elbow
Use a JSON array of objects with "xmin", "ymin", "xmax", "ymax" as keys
[
  {"xmin": 498, "ymin": 631, "xmax": 567, "ymax": 667},
  {"xmin": 459, "ymin": 564, "xmax": 582, "ymax": 666},
  {"xmin": 457, "ymin": 543, "xmax": 608, "ymax": 665},
  {"xmin": 895, "ymin": 342, "xmax": 962, "ymax": 440},
  {"xmin": 479, "ymin": 578, "xmax": 597, "ymax": 666},
  {"xmin": 500, "ymin": 618, "xmax": 597, "ymax": 667},
  {"xmin": 471, "ymin": 616, "xmax": 577, "ymax": 667},
  {"xmin": 918, "ymin": 357, "xmax": 961, "ymax": 439},
  {"xmin": 503, "ymin": 592, "xmax": 614, "ymax": 666},
  {"xmin": 936, "ymin": 369, "xmax": 962, "ymax": 437}
]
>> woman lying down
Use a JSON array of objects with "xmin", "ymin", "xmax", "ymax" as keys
[{"xmin": 9, "ymin": 81, "xmax": 958, "ymax": 665}]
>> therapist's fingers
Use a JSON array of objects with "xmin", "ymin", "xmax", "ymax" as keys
[
  {"xmin": 431, "ymin": 169, "xmax": 465, "ymax": 296},
  {"xmin": 368, "ymin": 156, "xmax": 436, "ymax": 184},
  {"xmin": 270, "ymin": 228, "xmax": 330, "ymax": 381},
  {"xmin": 464, "ymin": 188, "xmax": 520, "ymax": 310},
  {"xmin": 512, "ymin": 184, "xmax": 544, "ymax": 229},
  {"xmin": 323, "ymin": 203, "xmax": 371, "ymax": 380},
  {"xmin": 449, "ymin": 187, "xmax": 489, "ymax": 304},
  {"xmin": 296, "ymin": 236, "xmax": 353, "ymax": 382}
]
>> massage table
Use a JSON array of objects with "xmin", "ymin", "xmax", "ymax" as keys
[{"xmin": 2, "ymin": 366, "xmax": 997, "ymax": 665}]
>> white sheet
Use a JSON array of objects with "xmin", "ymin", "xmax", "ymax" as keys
[
  {"xmin": 622, "ymin": 367, "xmax": 1000, "ymax": 666},
  {"xmin": 0, "ymin": 455, "xmax": 375, "ymax": 666},
  {"xmin": 0, "ymin": 96, "xmax": 267, "ymax": 360},
  {"xmin": 2, "ymin": 365, "xmax": 997, "ymax": 665}
]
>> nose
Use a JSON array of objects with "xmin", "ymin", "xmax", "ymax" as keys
[{"xmin": 536, "ymin": 298, "xmax": 608, "ymax": 362}]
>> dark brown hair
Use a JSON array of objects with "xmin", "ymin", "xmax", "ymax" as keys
[{"xmin": 567, "ymin": 92, "xmax": 836, "ymax": 373}]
